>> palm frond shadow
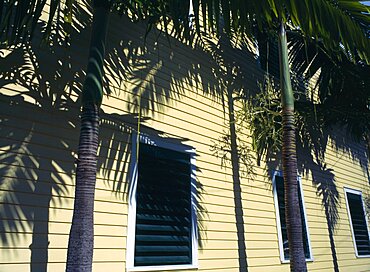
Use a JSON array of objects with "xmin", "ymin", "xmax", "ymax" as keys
[
  {"xmin": 100, "ymin": 14, "xmax": 268, "ymax": 253},
  {"xmin": 0, "ymin": 4, "xmax": 94, "ymax": 267},
  {"xmin": 289, "ymin": 32, "xmax": 370, "ymax": 182},
  {"xmin": 204, "ymin": 30, "xmax": 264, "ymax": 272},
  {"xmin": 106, "ymin": 14, "xmax": 241, "ymax": 116},
  {"xmin": 0, "ymin": 49, "xmax": 78, "ymax": 271},
  {"xmin": 0, "ymin": 5, "xmax": 221, "ymax": 269}
]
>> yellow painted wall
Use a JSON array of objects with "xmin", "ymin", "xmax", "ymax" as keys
[{"xmin": 0, "ymin": 3, "xmax": 369, "ymax": 272}]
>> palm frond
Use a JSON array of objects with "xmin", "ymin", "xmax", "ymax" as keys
[
  {"xmin": 187, "ymin": 0, "xmax": 370, "ymax": 63},
  {"xmin": 289, "ymin": 28, "xmax": 370, "ymax": 139},
  {"xmin": 0, "ymin": 0, "xmax": 74, "ymax": 46},
  {"xmin": 286, "ymin": 0, "xmax": 370, "ymax": 62}
]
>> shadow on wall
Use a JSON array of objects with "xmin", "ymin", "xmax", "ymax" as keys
[
  {"xmin": 327, "ymin": 127, "xmax": 370, "ymax": 185},
  {"xmin": 0, "ymin": 3, "xmax": 229, "ymax": 271},
  {"xmin": 0, "ymin": 25, "xmax": 85, "ymax": 269},
  {"xmin": 264, "ymin": 102, "xmax": 370, "ymax": 271},
  {"xmin": 206, "ymin": 30, "xmax": 263, "ymax": 272},
  {"xmin": 0, "ymin": 53, "xmax": 79, "ymax": 271},
  {"xmin": 105, "ymin": 14, "xmax": 224, "ymax": 116}
]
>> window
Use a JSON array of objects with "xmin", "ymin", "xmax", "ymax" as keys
[
  {"xmin": 344, "ymin": 188, "xmax": 370, "ymax": 257},
  {"xmin": 272, "ymin": 172, "xmax": 313, "ymax": 262},
  {"xmin": 126, "ymin": 134, "xmax": 198, "ymax": 271}
]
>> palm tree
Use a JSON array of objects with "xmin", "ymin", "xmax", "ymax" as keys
[
  {"xmin": 64, "ymin": 2, "xmax": 110, "ymax": 270},
  {"xmin": 276, "ymin": 21, "xmax": 305, "ymax": 270},
  {"xmin": 66, "ymin": 1, "xmax": 192, "ymax": 269},
  {"xmin": 188, "ymin": 1, "xmax": 369, "ymax": 271},
  {"xmin": 1, "ymin": 0, "xmax": 192, "ymax": 270},
  {"xmin": 1, "ymin": 1, "xmax": 110, "ymax": 269},
  {"xmin": 2, "ymin": 0, "xmax": 369, "ymax": 271}
]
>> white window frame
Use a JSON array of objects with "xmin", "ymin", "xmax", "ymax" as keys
[
  {"xmin": 344, "ymin": 187, "xmax": 370, "ymax": 258},
  {"xmin": 126, "ymin": 132, "xmax": 198, "ymax": 272},
  {"xmin": 272, "ymin": 170, "xmax": 313, "ymax": 263}
]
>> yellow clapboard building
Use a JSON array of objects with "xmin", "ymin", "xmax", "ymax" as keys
[{"xmin": 0, "ymin": 3, "xmax": 369, "ymax": 272}]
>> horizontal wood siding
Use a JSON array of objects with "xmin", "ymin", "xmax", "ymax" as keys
[{"xmin": 1, "ymin": 3, "xmax": 369, "ymax": 272}]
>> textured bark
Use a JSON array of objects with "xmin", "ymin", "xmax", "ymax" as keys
[
  {"xmin": 66, "ymin": 3, "xmax": 109, "ymax": 271},
  {"xmin": 282, "ymin": 108, "xmax": 307, "ymax": 271},
  {"xmin": 66, "ymin": 104, "xmax": 99, "ymax": 271},
  {"xmin": 278, "ymin": 22, "xmax": 307, "ymax": 272}
]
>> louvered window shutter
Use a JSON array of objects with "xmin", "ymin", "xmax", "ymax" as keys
[
  {"xmin": 275, "ymin": 175, "xmax": 311, "ymax": 260},
  {"xmin": 134, "ymin": 143, "xmax": 192, "ymax": 266},
  {"xmin": 346, "ymin": 191, "xmax": 370, "ymax": 256}
]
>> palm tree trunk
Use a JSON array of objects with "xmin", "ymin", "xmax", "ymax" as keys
[
  {"xmin": 66, "ymin": 2, "xmax": 110, "ymax": 271},
  {"xmin": 278, "ymin": 21, "xmax": 307, "ymax": 272},
  {"xmin": 66, "ymin": 103, "xmax": 100, "ymax": 271}
]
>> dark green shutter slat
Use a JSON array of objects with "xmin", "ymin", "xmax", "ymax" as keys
[
  {"xmin": 134, "ymin": 256, "xmax": 191, "ymax": 265},
  {"xmin": 347, "ymin": 192, "xmax": 370, "ymax": 256},
  {"xmin": 135, "ymin": 245, "xmax": 190, "ymax": 253},
  {"xmin": 136, "ymin": 214, "xmax": 190, "ymax": 224},
  {"xmin": 135, "ymin": 235, "xmax": 190, "ymax": 242},
  {"xmin": 134, "ymin": 143, "xmax": 193, "ymax": 267},
  {"xmin": 136, "ymin": 224, "xmax": 190, "ymax": 232}
]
